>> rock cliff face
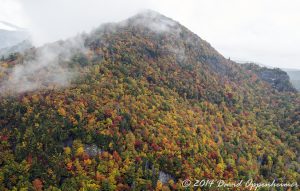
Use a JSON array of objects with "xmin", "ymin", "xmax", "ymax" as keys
[{"xmin": 242, "ymin": 63, "xmax": 297, "ymax": 92}]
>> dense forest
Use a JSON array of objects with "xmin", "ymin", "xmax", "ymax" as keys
[{"xmin": 0, "ymin": 11, "xmax": 299, "ymax": 190}]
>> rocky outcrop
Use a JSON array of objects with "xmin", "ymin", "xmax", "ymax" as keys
[{"xmin": 242, "ymin": 63, "xmax": 297, "ymax": 92}]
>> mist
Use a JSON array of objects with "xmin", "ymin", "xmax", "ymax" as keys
[
  {"xmin": 126, "ymin": 10, "xmax": 178, "ymax": 33},
  {"xmin": 0, "ymin": 35, "xmax": 87, "ymax": 95},
  {"xmin": 1, "ymin": 0, "xmax": 300, "ymax": 69},
  {"xmin": 0, "ymin": 0, "xmax": 299, "ymax": 95},
  {"xmin": 0, "ymin": 10, "xmax": 182, "ymax": 95}
]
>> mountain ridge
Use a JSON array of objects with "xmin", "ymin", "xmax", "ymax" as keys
[
  {"xmin": 0, "ymin": 21, "xmax": 30, "ymax": 50},
  {"xmin": 0, "ymin": 21, "xmax": 25, "ymax": 31}
]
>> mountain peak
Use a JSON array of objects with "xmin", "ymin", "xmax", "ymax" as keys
[
  {"xmin": 124, "ymin": 10, "xmax": 180, "ymax": 32},
  {"xmin": 131, "ymin": 9, "xmax": 172, "ymax": 21}
]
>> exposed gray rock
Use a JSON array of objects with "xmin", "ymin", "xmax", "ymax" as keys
[
  {"xmin": 84, "ymin": 144, "xmax": 102, "ymax": 157},
  {"xmin": 242, "ymin": 63, "xmax": 296, "ymax": 92},
  {"xmin": 158, "ymin": 171, "xmax": 174, "ymax": 184}
]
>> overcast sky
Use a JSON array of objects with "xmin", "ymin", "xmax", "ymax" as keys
[{"xmin": 1, "ymin": 0, "xmax": 299, "ymax": 69}]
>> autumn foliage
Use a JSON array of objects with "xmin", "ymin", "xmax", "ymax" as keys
[{"xmin": 0, "ymin": 12, "xmax": 299, "ymax": 190}]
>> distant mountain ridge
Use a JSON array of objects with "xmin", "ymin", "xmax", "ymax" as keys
[
  {"xmin": 0, "ymin": 21, "xmax": 25, "ymax": 31},
  {"xmin": 0, "ymin": 21, "xmax": 30, "ymax": 50},
  {"xmin": 283, "ymin": 69, "xmax": 300, "ymax": 91}
]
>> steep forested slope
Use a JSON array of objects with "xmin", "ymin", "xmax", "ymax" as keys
[{"xmin": 0, "ymin": 11, "xmax": 299, "ymax": 190}]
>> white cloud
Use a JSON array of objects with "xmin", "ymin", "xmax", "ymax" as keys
[
  {"xmin": 1, "ymin": 0, "xmax": 300, "ymax": 69},
  {"xmin": 0, "ymin": 0, "xmax": 28, "ymax": 27}
]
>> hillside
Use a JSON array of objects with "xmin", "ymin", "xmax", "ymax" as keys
[
  {"xmin": 0, "ymin": 11, "xmax": 299, "ymax": 190},
  {"xmin": 0, "ymin": 40, "xmax": 33, "ymax": 59}
]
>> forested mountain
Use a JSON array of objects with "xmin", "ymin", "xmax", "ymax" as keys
[
  {"xmin": 0, "ymin": 11, "xmax": 299, "ymax": 190},
  {"xmin": 0, "ymin": 40, "xmax": 33, "ymax": 60}
]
